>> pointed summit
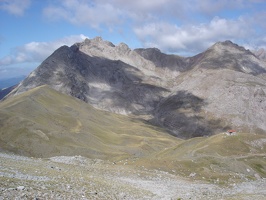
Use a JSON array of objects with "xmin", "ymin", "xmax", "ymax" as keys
[
  {"xmin": 196, "ymin": 40, "xmax": 266, "ymax": 74},
  {"xmin": 211, "ymin": 40, "xmax": 247, "ymax": 52},
  {"xmin": 92, "ymin": 36, "xmax": 103, "ymax": 42}
]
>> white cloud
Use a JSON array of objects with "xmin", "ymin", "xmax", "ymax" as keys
[
  {"xmin": 0, "ymin": 34, "xmax": 88, "ymax": 66},
  {"xmin": 43, "ymin": 0, "xmax": 124, "ymax": 29},
  {"xmin": 41, "ymin": 0, "xmax": 256, "ymax": 27},
  {"xmin": 40, "ymin": 0, "xmax": 266, "ymax": 54},
  {"xmin": 0, "ymin": 0, "xmax": 31, "ymax": 16},
  {"xmin": 134, "ymin": 17, "xmax": 252, "ymax": 55},
  {"xmin": 43, "ymin": 0, "xmax": 193, "ymax": 29}
]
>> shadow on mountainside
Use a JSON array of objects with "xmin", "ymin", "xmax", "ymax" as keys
[
  {"xmin": 150, "ymin": 90, "xmax": 230, "ymax": 139},
  {"xmin": 73, "ymin": 48, "xmax": 170, "ymax": 114},
  {"xmin": 13, "ymin": 45, "xmax": 230, "ymax": 139},
  {"xmin": 16, "ymin": 45, "xmax": 169, "ymax": 114},
  {"xmin": 134, "ymin": 48, "xmax": 193, "ymax": 72}
]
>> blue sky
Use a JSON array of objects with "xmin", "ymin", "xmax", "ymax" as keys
[{"xmin": 0, "ymin": 0, "xmax": 266, "ymax": 79}]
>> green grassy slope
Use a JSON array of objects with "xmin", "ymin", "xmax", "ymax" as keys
[
  {"xmin": 134, "ymin": 132, "xmax": 266, "ymax": 183},
  {"xmin": 0, "ymin": 85, "xmax": 178, "ymax": 159}
]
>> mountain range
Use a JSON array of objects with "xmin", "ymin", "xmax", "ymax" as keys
[
  {"xmin": 4, "ymin": 37, "xmax": 266, "ymax": 138},
  {"xmin": 1, "ymin": 37, "xmax": 266, "ymax": 184}
]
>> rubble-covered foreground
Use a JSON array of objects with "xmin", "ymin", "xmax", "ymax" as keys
[{"xmin": 0, "ymin": 152, "xmax": 265, "ymax": 200}]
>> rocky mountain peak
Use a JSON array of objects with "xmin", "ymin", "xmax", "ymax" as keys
[
  {"xmin": 196, "ymin": 40, "xmax": 266, "ymax": 75},
  {"xmin": 211, "ymin": 40, "xmax": 247, "ymax": 52},
  {"xmin": 75, "ymin": 37, "xmax": 129, "ymax": 57},
  {"xmin": 92, "ymin": 36, "xmax": 103, "ymax": 42},
  {"xmin": 117, "ymin": 42, "xmax": 129, "ymax": 50},
  {"xmin": 78, "ymin": 37, "xmax": 115, "ymax": 50}
]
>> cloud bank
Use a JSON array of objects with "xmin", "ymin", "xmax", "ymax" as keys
[
  {"xmin": 0, "ymin": 34, "xmax": 88, "ymax": 66},
  {"xmin": 41, "ymin": 0, "xmax": 266, "ymax": 54},
  {"xmin": 134, "ymin": 17, "xmax": 251, "ymax": 54}
]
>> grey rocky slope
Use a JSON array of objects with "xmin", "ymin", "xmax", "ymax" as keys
[{"xmin": 6, "ymin": 37, "xmax": 266, "ymax": 138}]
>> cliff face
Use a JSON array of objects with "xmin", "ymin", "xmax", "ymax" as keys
[{"xmin": 6, "ymin": 37, "xmax": 266, "ymax": 138}]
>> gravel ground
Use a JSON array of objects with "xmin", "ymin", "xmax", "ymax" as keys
[{"xmin": 0, "ymin": 152, "xmax": 265, "ymax": 200}]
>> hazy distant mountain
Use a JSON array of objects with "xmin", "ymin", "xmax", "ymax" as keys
[
  {"xmin": 0, "ymin": 85, "xmax": 17, "ymax": 100},
  {"xmin": 5, "ymin": 38, "xmax": 266, "ymax": 138},
  {"xmin": 0, "ymin": 75, "xmax": 26, "ymax": 89}
]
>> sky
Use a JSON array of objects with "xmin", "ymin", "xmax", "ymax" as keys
[{"xmin": 0, "ymin": 0, "xmax": 266, "ymax": 79}]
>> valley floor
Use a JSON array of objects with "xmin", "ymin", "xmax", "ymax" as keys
[{"xmin": 0, "ymin": 152, "xmax": 265, "ymax": 200}]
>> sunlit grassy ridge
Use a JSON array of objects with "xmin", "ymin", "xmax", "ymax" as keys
[{"xmin": 0, "ymin": 85, "xmax": 178, "ymax": 159}]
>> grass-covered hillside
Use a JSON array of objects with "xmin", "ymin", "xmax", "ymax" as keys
[
  {"xmin": 0, "ymin": 85, "xmax": 178, "ymax": 159},
  {"xmin": 134, "ymin": 132, "xmax": 266, "ymax": 183}
]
